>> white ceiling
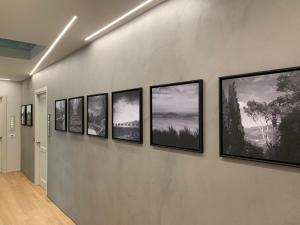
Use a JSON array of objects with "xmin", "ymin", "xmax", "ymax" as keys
[{"xmin": 0, "ymin": 0, "xmax": 164, "ymax": 81}]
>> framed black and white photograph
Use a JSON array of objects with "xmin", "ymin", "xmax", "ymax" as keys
[
  {"xmin": 68, "ymin": 96, "xmax": 84, "ymax": 134},
  {"xmin": 150, "ymin": 80, "xmax": 203, "ymax": 152},
  {"xmin": 112, "ymin": 88, "xmax": 143, "ymax": 143},
  {"xmin": 21, "ymin": 105, "xmax": 26, "ymax": 126},
  {"xmin": 55, "ymin": 99, "xmax": 67, "ymax": 131},
  {"xmin": 26, "ymin": 104, "xmax": 32, "ymax": 126},
  {"xmin": 220, "ymin": 67, "xmax": 300, "ymax": 167},
  {"xmin": 87, "ymin": 93, "xmax": 108, "ymax": 138}
]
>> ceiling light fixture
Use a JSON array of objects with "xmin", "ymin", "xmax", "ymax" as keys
[
  {"xmin": 0, "ymin": 78, "xmax": 11, "ymax": 81},
  {"xmin": 29, "ymin": 16, "xmax": 78, "ymax": 75},
  {"xmin": 85, "ymin": 0, "xmax": 154, "ymax": 41}
]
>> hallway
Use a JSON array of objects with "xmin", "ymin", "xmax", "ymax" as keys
[{"xmin": 0, "ymin": 172, "xmax": 74, "ymax": 225}]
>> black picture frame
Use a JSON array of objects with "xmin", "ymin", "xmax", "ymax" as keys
[
  {"xmin": 87, "ymin": 93, "xmax": 108, "ymax": 138},
  {"xmin": 219, "ymin": 66, "xmax": 300, "ymax": 167},
  {"xmin": 68, "ymin": 96, "xmax": 84, "ymax": 134},
  {"xmin": 112, "ymin": 88, "xmax": 143, "ymax": 144},
  {"xmin": 55, "ymin": 99, "xmax": 67, "ymax": 132},
  {"xmin": 21, "ymin": 105, "xmax": 27, "ymax": 126},
  {"xmin": 150, "ymin": 80, "xmax": 203, "ymax": 153},
  {"xmin": 26, "ymin": 104, "xmax": 33, "ymax": 126}
]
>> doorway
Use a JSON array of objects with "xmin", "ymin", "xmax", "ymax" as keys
[
  {"xmin": 34, "ymin": 87, "xmax": 47, "ymax": 190},
  {"xmin": 0, "ymin": 97, "xmax": 7, "ymax": 173}
]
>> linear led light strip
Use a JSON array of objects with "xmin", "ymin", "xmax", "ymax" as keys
[
  {"xmin": 0, "ymin": 78, "xmax": 11, "ymax": 81},
  {"xmin": 85, "ymin": 0, "xmax": 154, "ymax": 41},
  {"xmin": 29, "ymin": 16, "xmax": 78, "ymax": 75}
]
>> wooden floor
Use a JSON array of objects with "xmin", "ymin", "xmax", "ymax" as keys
[{"xmin": 0, "ymin": 172, "xmax": 75, "ymax": 225}]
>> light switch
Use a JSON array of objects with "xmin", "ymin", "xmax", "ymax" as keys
[{"xmin": 10, "ymin": 116, "xmax": 15, "ymax": 131}]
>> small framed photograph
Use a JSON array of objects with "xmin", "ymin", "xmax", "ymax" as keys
[
  {"xmin": 220, "ymin": 67, "xmax": 300, "ymax": 167},
  {"xmin": 68, "ymin": 96, "xmax": 84, "ymax": 134},
  {"xmin": 150, "ymin": 80, "xmax": 203, "ymax": 152},
  {"xmin": 112, "ymin": 88, "xmax": 143, "ymax": 143},
  {"xmin": 21, "ymin": 105, "xmax": 26, "ymax": 126},
  {"xmin": 26, "ymin": 104, "xmax": 33, "ymax": 126},
  {"xmin": 87, "ymin": 93, "xmax": 108, "ymax": 138},
  {"xmin": 55, "ymin": 99, "xmax": 67, "ymax": 131}
]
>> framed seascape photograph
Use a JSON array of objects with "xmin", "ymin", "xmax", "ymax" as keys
[
  {"xmin": 87, "ymin": 93, "xmax": 108, "ymax": 138},
  {"xmin": 112, "ymin": 88, "xmax": 143, "ymax": 143},
  {"xmin": 150, "ymin": 80, "xmax": 203, "ymax": 152},
  {"xmin": 220, "ymin": 67, "xmax": 300, "ymax": 167},
  {"xmin": 55, "ymin": 99, "xmax": 67, "ymax": 131},
  {"xmin": 26, "ymin": 104, "xmax": 33, "ymax": 126},
  {"xmin": 21, "ymin": 105, "xmax": 26, "ymax": 126},
  {"xmin": 68, "ymin": 96, "xmax": 84, "ymax": 134}
]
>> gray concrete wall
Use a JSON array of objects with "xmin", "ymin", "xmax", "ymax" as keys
[{"xmin": 21, "ymin": 0, "xmax": 300, "ymax": 224}]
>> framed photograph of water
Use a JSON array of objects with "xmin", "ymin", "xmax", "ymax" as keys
[
  {"xmin": 87, "ymin": 93, "xmax": 108, "ymax": 138},
  {"xmin": 68, "ymin": 96, "xmax": 84, "ymax": 134},
  {"xmin": 112, "ymin": 88, "xmax": 143, "ymax": 143},
  {"xmin": 150, "ymin": 80, "xmax": 203, "ymax": 152},
  {"xmin": 55, "ymin": 99, "xmax": 67, "ymax": 131},
  {"xmin": 220, "ymin": 67, "xmax": 300, "ymax": 167}
]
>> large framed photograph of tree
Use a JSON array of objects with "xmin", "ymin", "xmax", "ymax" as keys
[
  {"xmin": 55, "ymin": 99, "xmax": 67, "ymax": 131},
  {"xmin": 68, "ymin": 96, "xmax": 84, "ymax": 134},
  {"xmin": 87, "ymin": 93, "xmax": 108, "ymax": 138},
  {"xmin": 112, "ymin": 88, "xmax": 143, "ymax": 143},
  {"xmin": 150, "ymin": 80, "xmax": 203, "ymax": 152},
  {"xmin": 220, "ymin": 67, "xmax": 300, "ymax": 167}
]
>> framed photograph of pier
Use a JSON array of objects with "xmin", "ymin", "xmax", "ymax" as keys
[
  {"xmin": 55, "ymin": 99, "xmax": 67, "ymax": 131},
  {"xmin": 26, "ymin": 104, "xmax": 33, "ymax": 126},
  {"xmin": 68, "ymin": 96, "xmax": 84, "ymax": 134},
  {"xmin": 87, "ymin": 93, "xmax": 108, "ymax": 138},
  {"xmin": 112, "ymin": 88, "xmax": 143, "ymax": 143},
  {"xmin": 21, "ymin": 105, "xmax": 26, "ymax": 126},
  {"xmin": 220, "ymin": 67, "xmax": 300, "ymax": 167},
  {"xmin": 150, "ymin": 80, "xmax": 203, "ymax": 152}
]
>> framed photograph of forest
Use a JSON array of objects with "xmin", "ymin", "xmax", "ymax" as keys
[
  {"xmin": 26, "ymin": 104, "xmax": 33, "ymax": 126},
  {"xmin": 21, "ymin": 105, "xmax": 26, "ymax": 126},
  {"xmin": 87, "ymin": 93, "xmax": 108, "ymax": 138},
  {"xmin": 55, "ymin": 99, "xmax": 67, "ymax": 131},
  {"xmin": 68, "ymin": 96, "xmax": 84, "ymax": 134},
  {"xmin": 220, "ymin": 67, "xmax": 300, "ymax": 167},
  {"xmin": 150, "ymin": 80, "xmax": 203, "ymax": 152},
  {"xmin": 112, "ymin": 88, "xmax": 143, "ymax": 143}
]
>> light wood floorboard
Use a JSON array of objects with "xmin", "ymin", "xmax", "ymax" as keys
[{"xmin": 0, "ymin": 172, "xmax": 75, "ymax": 225}]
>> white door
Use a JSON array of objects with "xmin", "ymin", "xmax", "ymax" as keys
[{"xmin": 36, "ymin": 92, "xmax": 47, "ymax": 190}]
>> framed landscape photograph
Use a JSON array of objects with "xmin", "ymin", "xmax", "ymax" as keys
[
  {"xmin": 87, "ymin": 93, "xmax": 108, "ymax": 138},
  {"xmin": 21, "ymin": 105, "xmax": 26, "ymax": 126},
  {"xmin": 150, "ymin": 80, "xmax": 203, "ymax": 152},
  {"xmin": 112, "ymin": 88, "xmax": 143, "ymax": 143},
  {"xmin": 26, "ymin": 104, "xmax": 33, "ymax": 126},
  {"xmin": 220, "ymin": 67, "xmax": 300, "ymax": 167},
  {"xmin": 55, "ymin": 99, "xmax": 67, "ymax": 131},
  {"xmin": 68, "ymin": 96, "xmax": 84, "ymax": 134}
]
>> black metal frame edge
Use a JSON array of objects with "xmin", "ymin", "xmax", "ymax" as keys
[
  {"xmin": 219, "ymin": 66, "xmax": 300, "ymax": 168},
  {"xmin": 111, "ymin": 88, "xmax": 143, "ymax": 144},
  {"xmin": 68, "ymin": 96, "xmax": 85, "ymax": 134},
  {"xmin": 55, "ymin": 99, "xmax": 67, "ymax": 132},
  {"xmin": 86, "ymin": 93, "xmax": 109, "ymax": 138},
  {"xmin": 150, "ymin": 79, "xmax": 204, "ymax": 153}
]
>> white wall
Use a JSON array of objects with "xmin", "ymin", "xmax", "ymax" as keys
[{"xmin": 0, "ymin": 81, "xmax": 21, "ymax": 172}]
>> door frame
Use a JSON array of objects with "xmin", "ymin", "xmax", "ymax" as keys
[
  {"xmin": 0, "ymin": 96, "xmax": 7, "ymax": 172},
  {"xmin": 34, "ymin": 87, "xmax": 47, "ymax": 191}
]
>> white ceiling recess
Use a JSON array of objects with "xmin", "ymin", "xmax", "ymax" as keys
[{"xmin": 0, "ymin": 0, "xmax": 166, "ymax": 81}]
